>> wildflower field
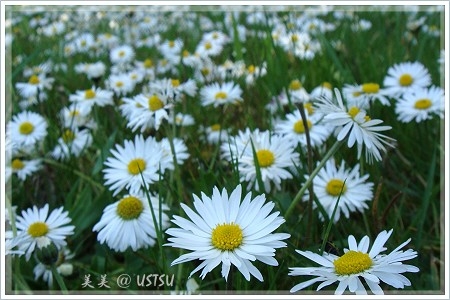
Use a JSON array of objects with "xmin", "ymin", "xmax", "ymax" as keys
[{"xmin": 3, "ymin": 3, "xmax": 446, "ymax": 296}]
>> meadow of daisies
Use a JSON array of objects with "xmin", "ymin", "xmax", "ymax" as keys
[{"xmin": 3, "ymin": 4, "xmax": 445, "ymax": 296}]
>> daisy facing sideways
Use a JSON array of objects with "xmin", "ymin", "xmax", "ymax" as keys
[
  {"xmin": 165, "ymin": 184, "xmax": 290, "ymax": 282},
  {"xmin": 289, "ymin": 229, "xmax": 419, "ymax": 295},
  {"xmin": 315, "ymin": 88, "xmax": 396, "ymax": 163}
]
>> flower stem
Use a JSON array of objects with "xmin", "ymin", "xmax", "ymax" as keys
[
  {"xmin": 285, "ymin": 139, "xmax": 344, "ymax": 220},
  {"xmin": 51, "ymin": 265, "xmax": 68, "ymax": 294}
]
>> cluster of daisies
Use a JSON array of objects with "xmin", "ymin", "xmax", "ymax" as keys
[{"xmin": 5, "ymin": 4, "xmax": 443, "ymax": 294}]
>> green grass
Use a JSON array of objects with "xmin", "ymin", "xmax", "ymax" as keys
[{"xmin": 4, "ymin": 4, "xmax": 444, "ymax": 295}]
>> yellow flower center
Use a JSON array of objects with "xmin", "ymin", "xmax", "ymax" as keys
[
  {"xmin": 19, "ymin": 122, "xmax": 34, "ymax": 135},
  {"xmin": 116, "ymin": 196, "xmax": 144, "ymax": 220},
  {"xmin": 204, "ymin": 42, "xmax": 212, "ymax": 50},
  {"xmin": 291, "ymin": 34, "xmax": 299, "ymax": 42},
  {"xmin": 118, "ymin": 50, "xmax": 125, "ymax": 57},
  {"xmin": 182, "ymin": 50, "xmax": 190, "ymax": 57},
  {"xmin": 322, "ymin": 82, "xmax": 332, "ymax": 89},
  {"xmin": 212, "ymin": 32, "xmax": 219, "ymax": 39},
  {"xmin": 201, "ymin": 68, "xmax": 210, "ymax": 76},
  {"xmin": 215, "ymin": 91, "xmax": 228, "ymax": 100},
  {"xmin": 256, "ymin": 149, "xmax": 275, "ymax": 168},
  {"xmin": 62, "ymin": 129, "xmax": 75, "ymax": 143},
  {"xmin": 334, "ymin": 250, "xmax": 373, "ymax": 275},
  {"xmin": 247, "ymin": 65, "xmax": 255, "ymax": 73},
  {"xmin": 304, "ymin": 102, "xmax": 314, "ymax": 115},
  {"xmin": 211, "ymin": 223, "xmax": 243, "ymax": 251},
  {"xmin": 127, "ymin": 158, "xmax": 146, "ymax": 175},
  {"xmin": 84, "ymin": 89, "xmax": 96, "ymax": 99},
  {"xmin": 293, "ymin": 119, "xmax": 313, "ymax": 134},
  {"xmin": 361, "ymin": 83, "xmax": 380, "ymax": 94},
  {"xmin": 115, "ymin": 81, "xmax": 124, "ymax": 88},
  {"xmin": 210, "ymin": 124, "xmax": 221, "ymax": 131},
  {"xmin": 169, "ymin": 40, "xmax": 175, "ymax": 48},
  {"xmin": 28, "ymin": 221, "xmax": 49, "ymax": 237},
  {"xmin": 348, "ymin": 106, "xmax": 361, "ymax": 119},
  {"xmin": 414, "ymin": 98, "xmax": 432, "ymax": 110},
  {"xmin": 326, "ymin": 179, "xmax": 346, "ymax": 196},
  {"xmin": 171, "ymin": 79, "xmax": 180, "ymax": 87},
  {"xmin": 28, "ymin": 75, "xmax": 40, "ymax": 84},
  {"xmin": 399, "ymin": 74, "xmax": 413, "ymax": 86},
  {"xmin": 12, "ymin": 158, "xmax": 24, "ymax": 170},
  {"xmin": 148, "ymin": 95, "xmax": 164, "ymax": 111},
  {"xmin": 144, "ymin": 58, "xmax": 153, "ymax": 68},
  {"xmin": 289, "ymin": 79, "xmax": 302, "ymax": 91},
  {"xmin": 69, "ymin": 110, "xmax": 80, "ymax": 117}
]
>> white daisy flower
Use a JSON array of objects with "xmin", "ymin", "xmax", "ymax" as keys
[
  {"xmin": 200, "ymin": 82, "xmax": 243, "ymax": 107},
  {"xmin": 202, "ymin": 123, "xmax": 230, "ymax": 144},
  {"xmin": 59, "ymin": 104, "xmax": 95, "ymax": 130},
  {"xmin": 22, "ymin": 62, "xmax": 52, "ymax": 78},
  {"xmin": 120, "ymin": 92, "xmax": 173, "ymax": 132},
  {"xmin": 106, "ymin": 73, "xmax": 135, "ymax": 96},
  {"xmin": 222, "ymin": 129, "xmax": 300, "ymax": 193},
  {"xmin": 168, "ymin": 112, "xmax": 195, "ymax": 127},
  {"xmin": 72, "ymin": 32, "xmax": 96, "ymax": 53},
  {"xmin": 51, "ymin": 128, "xmax": 93, "ymax": 160},
  {"xmin": 288, "ymin": 79, "xmax": 310, "ymax": 103},
  {"xmin": 158, "ymin": 39, "xmax": 183, "ymax": 63},
  {"xmin": 103, "ymin": 135, "xmax": 164, "ymax": 196},
  {"xmin": 343, "ymin": 82, "xmax": 391, "ymax": 108},
  {"xmin": 383, "ymin": 61, "xmax": 431, "ymax": 97},
  {"xmin": 74, "ymin": 61, "xmax": 106, "ymax": 80},
  {"xmin": 304, "ymin": 158, "xmax": 374, "ymax": 222},
  {"xmin": 15, "ymin": 73, "xmax": 54, "ymax": 98},
  {"xmin": 148, "ymin": 77, "xmax": 198, "ymax": 99},
  {"xmin": 7, "ymin": 111, "xmax": 48, "ymax": 151},
  {"xmin": 93, "ymin": 190, "xmax": 169, "ymax": 252},
  {"xmin": 96, "ymin": 32, "xmax": 120, "ymax": 50},
  {"xmin": 195, "ymin": 38, "xmax": 225, "ymax": 58},
  {"xmin": 69, "ymin": 86, "xmax": 114, "ymax": 111},
  {"xmin": 127, "ymin": 68, "xmax": 146, "ymax": 86},
  {"xmin": 165, "ymin": 184, "xmax": 290, "ymax": 282},
  {"xmin": 274, "ymin": 109, "xmax": 332, "ymax": 148},
  {"xmin": 395, "ymin": 86, "xmax": 444, "ymax": 123},
  {"xmin": 9, "ymin": 157, "xmax": 42, "ymax": 181},
  {"xmin": 110, "ymin": 44, "xmax": 135, "ymax": 65},
  {"xmin": 134, "ymin": 58, "xmax": 156, "ymax": 80},
  {"xmin": 315, "ymin": 88, "xmax": 396, "ymax": 163},
  {"xmin": 201, "ymin": 31, "xmax": 230, "ymax": 46},
  {"xmin": 289, "ymin": 229, "xmax": 419, "ymax": 295},
  {"xmin": 14, "ymin": 204, "xmax": 75, "ymax": 261},
  {"xmin": 244, "ymin": 62, "xmax": 267, "ymax": 86}
]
